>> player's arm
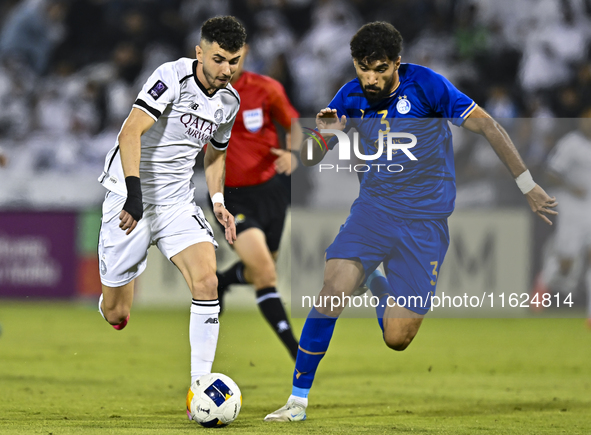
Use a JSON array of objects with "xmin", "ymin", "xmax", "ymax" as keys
[
  {"xmin": 300, "ymin": 108, "xmax": 347, "ymax": 166},
  {"xmin": 117, "ymin": 108, "xmax": 155, "ymax": 235},
  {"xmin": 204, "ymin": 144, "xmax": 236, "ymax": 244},
  {"xmin": 463, "ymin": 106, "xmax": 558, "ymax": 225},
  {"xmin": 272, "ymin": 119, "xmax": 303, "ymax": 175},
  {"xmin": 265, "ymin": 79, "xmax": 304, "ymax": 175}
]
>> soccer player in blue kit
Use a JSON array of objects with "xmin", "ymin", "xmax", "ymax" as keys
[{"xmin": 264, "ymin": 22, "xmax": 558, "ymax": 422}]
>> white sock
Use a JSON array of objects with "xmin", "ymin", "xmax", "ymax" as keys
[
  {"xmin": 288, "ymin": 395, "xmax": 308, "ymax": 407},
  {"xmin": 190, "ymin": 299, "xmax": 220, "ymax": 385},
  {"xmin": 98, "ymin": 294, "xmax": 106, "ymax": 320}
]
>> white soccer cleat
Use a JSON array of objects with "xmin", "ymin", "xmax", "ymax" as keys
[{"xmin": 264, "ymin": 399, "xmax": 307, "ymax": 422}]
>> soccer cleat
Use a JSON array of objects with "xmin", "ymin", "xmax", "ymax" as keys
[
  {"xmin": 264, "ymin": 399, "xmax": 307, "ymax": 422},
  {"xmin": 186, "ymin": 387, "xmax": 194, "ymax": 421},
  {"xmin": 112, "ymin": 314, "xmax": 129, "ymax": 330}
]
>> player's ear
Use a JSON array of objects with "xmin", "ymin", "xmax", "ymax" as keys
[
  {"xmin": 394, "ymin": 56, "xmax": 401, "ymax": 70},
  {"xmin": 195, "ymin": 45, "xmax": 203, "ymax": 62}
]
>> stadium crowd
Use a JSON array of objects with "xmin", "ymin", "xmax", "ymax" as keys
[{"xmin": 0, "ymin": 0, "xmax": 590, "ymax": 208}]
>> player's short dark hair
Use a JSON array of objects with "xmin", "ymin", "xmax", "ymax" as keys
[
  {"xmin": 350, "ymin": 22, "xmax": 403, "ymax": 63},
  {"xmin": 200, "ymin": 16, "xmax": 247, "ymax": 53}
]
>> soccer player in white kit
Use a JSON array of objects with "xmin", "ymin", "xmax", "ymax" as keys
[
  {"xmin": 542, "ymin": 108, "xmax": 591, "ymax": 325},
  {"xmin": 95, "ymin": 16, "xmax": 246, "ymax": 406}
]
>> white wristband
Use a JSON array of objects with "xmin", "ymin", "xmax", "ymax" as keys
[
  {"xmin": 211, "ymin": 192, "xmax": 224, "ymax": 207},
  {"xmin": 515, "ymin": 170, "xmax": 536, "ymax": 194}
]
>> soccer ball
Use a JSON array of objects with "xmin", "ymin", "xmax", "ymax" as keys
[{"xmin": 187, "ymin": 373, "xmax": 242, "ymax": 427}]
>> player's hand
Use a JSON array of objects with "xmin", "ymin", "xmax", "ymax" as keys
[
  {"xmin": 316, "ymin": 108, "xmax": 347, "ymax": 133},
  {"xmin": 119, "ymin": 210, "xmax": 139, "ymax": 235},
  {"xmin": 120, "ymin": 188, "xmax": 143, "ymax": 235},
  {"xmin": 214, "ymin": 203, "xmax": 236, "ymax": 244},
  {"xmin": 525, "ymin": 185, "xmax": 558, "ymax": 225},
  {"xmin": 271, "ymin": 148, "xmax": 298, "ymax": 175},
  {"xmin": 0, "ymin": 152, "xmax": 7, "ymax": 168}
]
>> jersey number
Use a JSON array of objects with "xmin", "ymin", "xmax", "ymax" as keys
[
  {"xmin": 378, "ymin": 110, "xmax": 390, "ymax": 134},
  {"xmin": 430, "ymin": 261, "xmax": 438, "ymax": 286}
]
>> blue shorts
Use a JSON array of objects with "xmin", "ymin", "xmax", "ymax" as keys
[{"xmin": 325, "ymin": 199, "xmax": 450, "ymax": 315}]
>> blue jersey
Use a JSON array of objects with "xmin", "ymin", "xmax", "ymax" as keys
[{"xmin": 327, "ymin": 63, "xmax": 476, "ymax": 219}]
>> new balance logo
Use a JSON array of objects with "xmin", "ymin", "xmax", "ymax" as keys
[
  {"xmin": 204, "ymin": 317, "xmax": 218, "ymax": 324},
  {"xmin": 190, "ymin": 102, "xmax": 199, "ymax": 110}
]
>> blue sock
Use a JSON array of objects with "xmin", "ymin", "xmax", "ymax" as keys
[
  {"xmin": 366, "ymin": 269, "xmax": 393, "ymax": 333},
  {"xmin": 292, "ymin": 307, "xmax": 338, "ymax": 396}
]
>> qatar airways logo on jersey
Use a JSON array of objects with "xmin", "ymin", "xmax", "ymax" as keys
[
  {"xmin": 180, "ymin": 113, "xmax": 217, "ymax": 141},
  {"xmin": 305, "ymin": 128, "xmax": 418, "ymax": 173}
]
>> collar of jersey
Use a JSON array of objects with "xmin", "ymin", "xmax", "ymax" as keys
[
  {"xmin": 193, "ymin": 60, "xmax": 220, "ymax": 98},
  {"xmin": 389, "ymin": 80, "xmax": 401, "ymax": 97}
]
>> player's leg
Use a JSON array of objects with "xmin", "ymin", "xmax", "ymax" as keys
[
  {"xmin": 99, "ymin": 282, "xmax": 134, "ymax": 329},
  {"xmin": 362, "ymin": 271, "xmax": 425, "ymax": 350},
  {"xmin": 170, "ymin": 241, "xmax": 219, "ymax": 384},
  {"xmin": 154, "ymin": 202, "xmax": 220, "ymax": 420},
  {"xmin": 537, "ymin": 210, "xmax": 582, "ymax": 299},
  {"xmin": 265, "ymin": 199, "xmax": 389, "ymax": 422},
  {"xmin": 360, "ymin": 269, "xmax": 425, "ymax": 347},
  {"xmin": 382, "ymin": 306, "xmax": 424, "ymax": 350},
  {"xmin": 264, "ymin": 258, "xmax": 365, "ymax": 422},
  {"xmin": 377, "ymin": 217, "xmax": 449, "ymax": 351},
  {"xmin": 97, "ymin": 192, "xmax": 151, "ymax": 330},
  {"xmin": 233, "ymin": 227, "xmax": 299, "ymax": 359}
]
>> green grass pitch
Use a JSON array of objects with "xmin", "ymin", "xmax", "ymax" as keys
[{"xmin": 1, "ymin": 301, "xmax": 590, "ymax": 434}]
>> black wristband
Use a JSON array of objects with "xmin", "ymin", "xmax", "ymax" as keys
[{"xmin": 123, "ymin": 176, "xmax": 143, "ymax": 221}]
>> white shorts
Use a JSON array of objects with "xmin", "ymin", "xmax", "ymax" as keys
[{"xmin": 98, "ymin": 191, "xmax": 218, "ymax": 287}]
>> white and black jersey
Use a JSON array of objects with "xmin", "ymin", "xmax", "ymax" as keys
[
  {"xmin": 547, "ymin": 130, "xmax": 591, "ymax": 207},
  {"xmin": 99, "ymin": 58, "xmax": 240, "ymax": 205}
]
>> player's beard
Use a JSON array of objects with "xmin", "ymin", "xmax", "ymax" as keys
[
  {"xmin": 202, "ymin": 63, "xmax": 230, "ymax": 90},
  {"xmin": 362, "ymin": 72, "xmax": 395, "ymax": 105}
]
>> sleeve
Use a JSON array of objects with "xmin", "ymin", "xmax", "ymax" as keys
[
  {"xmin": 133, "ymin": 62, "xmax": 179, "ymax": 121},
  {"xmin": 420, "ymin": 69, "xmax": 476, "ymax": 126},
  {"xmin": 268, "ymin": 80, "xmax": 299, "ymax": 130},
  {"xmin": 211, "ymin": 97, "xmax": 240, "ymax": 151}
]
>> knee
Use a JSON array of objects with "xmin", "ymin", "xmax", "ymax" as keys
[
  {"xmin": 191, "ymin": 273, "xmax": 218, "ymax": 299},
  {"xmin": 320, "ymin": 280, "xmax": 345, "ymax": 298},
  {"xmin": 249, "ymin": 262, "xmax": 277, "ymax": 289},
  {"xmin": 383, "ymin": 330, "xmax": 414, "ymax": 351}
]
